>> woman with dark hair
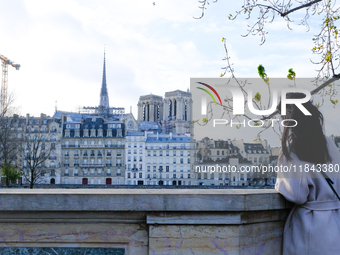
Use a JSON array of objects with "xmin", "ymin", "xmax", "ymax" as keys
[{"xmin": 275, "ymin": 93, "xmax": 340, "ymax": 255}]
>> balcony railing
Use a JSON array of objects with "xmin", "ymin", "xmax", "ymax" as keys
[
  {"xmin": 61, "ymin": 145, "xmax": 80, "ymax": 148},
  {"xmin": 81, "ymin": 164, "xmax": 104, "ymax": 167},
  {"xmin": 80, "ymin": 144, "xmax": 105, "ymax": 148},
  {"xmin": 105, "ymin": 144, "xmax": 124, "ymax": 148}
]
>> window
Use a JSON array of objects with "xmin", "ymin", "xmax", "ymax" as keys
[
  {"xmin": 166, "ymin": 166, "xmax": 169, "ymax": 172},
  {"xmin": 187, "ymin": 151, "xmax": 190, "ymax": 156},
  {"xmin": 173, "ymin": 151, "xmax": 176, "ymax": 156},
  {"xmin": 180, "ymin": 158, "xmax": 183, "ymax": 164},
  {"xmin": 139, "ymin": 173, "xmax": 142, "ymax": 178},
  {"xmin": 217, "ymin": 150, "xmax": 220, "ymax": 155},
  {"xmin": 64, "ymin": 169, "xmax": 69, "ymax": 176},
  {"xmin": 147, "ymin": 166, "xmax": 150, "ymax": 172},
  {"xmin": 166, "ymin": 151, "xmax": 169, "ymax": 156},
  {"xmin": 74, "ymin": 169, "xmax": 78, "ymax": 176},
  {"xmin": 153, "ymin": 151, "xmax": 156, "ymax": 156},
  {"xmin": 159, "ymin": 151, "xmax": 163, "ymax": 156},
  {"xmin": 107, "ymin": 159, "xmax": 111, "ymax": 166},
  {"xmin": 117, "ymin": 150, "xmax": 121, "ymax": 156},
  {"xmin": 147, "ymin": 151, "xmax": 151, "ymax": 156},
  {"xmin": 180, "ymin": 151, "xmax": 183, "ymax": 156},
  {"xmin": 153, "ymin": 166, "xmax": 156, "ymax": 172}
]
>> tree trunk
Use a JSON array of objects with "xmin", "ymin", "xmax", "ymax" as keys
[{"xmin": 30, "ymin": 170, "xmax": 34, "ymax": 189}]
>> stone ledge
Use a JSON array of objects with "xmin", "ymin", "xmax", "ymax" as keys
[{"xmin": 0, "ymin": 189, "xmax": 291, "ymax": 212}]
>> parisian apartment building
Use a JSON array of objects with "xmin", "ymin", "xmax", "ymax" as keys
[{"xmin": 125, "ymin": 132, "xmax": 193, "ymax": 185}]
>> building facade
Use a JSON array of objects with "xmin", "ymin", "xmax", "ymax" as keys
[{"xmin": 60, "ymin": 116, "xmax": 125, "ymax": 185}]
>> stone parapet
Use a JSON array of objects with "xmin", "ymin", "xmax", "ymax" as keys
[{"xmin": 0, "ymin": 189, "xmax": 292, "ymax": 255}]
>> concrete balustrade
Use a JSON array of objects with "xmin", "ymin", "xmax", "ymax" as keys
[{"xmin": 0, "ymin": 189, "xmax": 292, "ymax": 255}]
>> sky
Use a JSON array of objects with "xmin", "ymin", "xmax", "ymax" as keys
[{"xmin": 1, "ymin": 0, "xmax": 339, "ymax": 146}]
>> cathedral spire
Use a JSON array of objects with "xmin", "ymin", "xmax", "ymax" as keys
[{"xmin": 99, "ymin": 49, "xmax": 110, "ymax": 115}]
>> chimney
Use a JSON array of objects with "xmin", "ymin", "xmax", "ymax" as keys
[
  {"xmin": 40, "ymin": 113, "xmax": 46, "ymax": 123},
  {"xmin": 26, "ymin": 114, "xmax": 30, "ymax": 125}
]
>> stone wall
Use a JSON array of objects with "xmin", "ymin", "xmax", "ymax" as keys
[{"xmin": 0, "ymin": 189, "xmax": 292, "ymax": 255}]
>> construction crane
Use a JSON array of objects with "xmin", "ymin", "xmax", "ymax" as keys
[{"xmin": 0, "ymin": 54, "xmax": 20, "ymax": 114}]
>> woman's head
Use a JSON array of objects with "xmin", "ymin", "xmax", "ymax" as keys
[{"xmin": 278, "ymin": 92, "xmax": 331, "ymax": 164}]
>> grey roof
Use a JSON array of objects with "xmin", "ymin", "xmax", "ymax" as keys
[
  {"xmin": 139, "ymin": 121, "xmax": 161, "ymax": 131},
  {"xmin": 127, "ymin": 131, "xmax": 145, "ymax": 136},
  {"xmin": 244, "ymin": 143, "xmax": 268, "ymax": 154},
  {"xmin": 146, "ymin": 134, "xmax": 191, "ymax": 143},
  {"xmin": 53, "ymin": 111, "xmax": 127, "ymax": 122}
]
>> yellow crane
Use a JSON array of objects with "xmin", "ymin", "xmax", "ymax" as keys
[{"xmin": 0, "ymin": 54, "xmax": 20, "ymax": 114}]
